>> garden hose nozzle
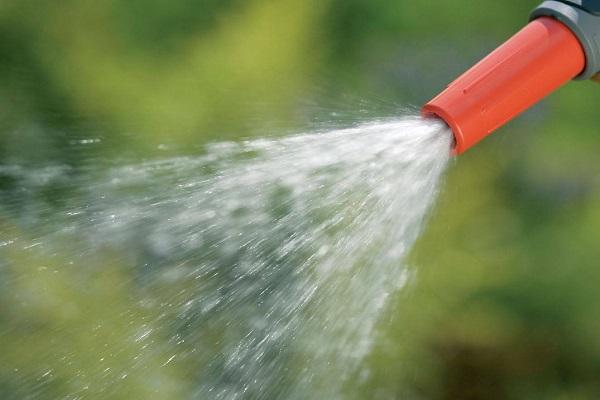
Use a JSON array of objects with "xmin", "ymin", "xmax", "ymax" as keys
[{"xmin": 423, "ymin": 0, "xmax": 600, "ymax": 154}]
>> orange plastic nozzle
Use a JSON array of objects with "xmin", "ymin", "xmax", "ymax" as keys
[{"xmin": 423, "ymin": 17, "xmax": 586, "ymax": 154}]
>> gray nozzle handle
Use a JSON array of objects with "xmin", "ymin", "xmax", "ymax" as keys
[
  {"xmin": 531, "ymin": 0, "xmax": 600, "ymax": 79},
  {"xmin": 559, "ymin": 1, "xmax": 600, "ymax": 15}
]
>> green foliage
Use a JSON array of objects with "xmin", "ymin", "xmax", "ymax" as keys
[{"xmin": 0, "ymin": 227, "xmax": 188, "ymax": 399}]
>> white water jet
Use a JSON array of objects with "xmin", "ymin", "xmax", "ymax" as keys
[{"xmin": 0, "ymin": 116, "xmax": 452, "ymax": 399}]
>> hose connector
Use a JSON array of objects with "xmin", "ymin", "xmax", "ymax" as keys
[{"xmin": 531, "ymin": 0, "xmax": 600, "ymax": 79}]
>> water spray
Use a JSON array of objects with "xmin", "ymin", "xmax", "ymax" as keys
[{"xmin": 423, "ymin": 0, "xmax": 600, "ymax": 154}]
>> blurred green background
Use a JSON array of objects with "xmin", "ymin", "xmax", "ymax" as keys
[{"xmin": 2, "ymin": 0, "xmax": 600, "ymax": 398}]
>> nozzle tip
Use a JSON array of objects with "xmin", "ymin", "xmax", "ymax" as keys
[{"xmin": 422, "ymin": 104, "xmax": 463, "ymax": 155}]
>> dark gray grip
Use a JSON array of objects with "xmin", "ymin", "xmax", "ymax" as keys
[
  {"xmin": 560, "ymin": 0, "xmax": 600, "ymax": 16},
  {"xmin": 531, "ymin": 0, "xmax": 600, "ymax": 79}
]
